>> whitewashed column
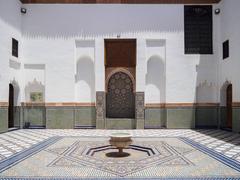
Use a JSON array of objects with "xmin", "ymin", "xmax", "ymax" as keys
[
  {"xmin": 135, "ymin": 39, "xmax": 146, "ymax": 129},
  {"xmin": 95, "ymin": 38, "xmax": 106, "ymax": 129}
]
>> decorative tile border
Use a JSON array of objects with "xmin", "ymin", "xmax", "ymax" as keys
[
  {"xmin": 180, "ymin": 137, "xmax": 240, "ymax": 173},
  {"xmin": 96, "ymin": 92, "xmax": 106, "ymax": 129},
  {"xmin": 0, "ymin": 136, "xmax": 61, "ymax": 173},
  {"xmin": 135, "ymin": 92, "xmax": 145, "ymax": 129},
  {"xmin": 0, "ymin": 102, "xmax": 8, "ymax": 107},
  {"xmin": 0, "ymin": 178, "xmax": 240, "ymax": 180},
  {"xmin": 232, "ymin": 102, "xmax": 240, "ymax": 108}
]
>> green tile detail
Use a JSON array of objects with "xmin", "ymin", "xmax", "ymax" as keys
[
  {"xmin": 220, "ymin": 107, "xmax": 227, "ymax": 128},
  {"xmin": 136, "ymin": 119, "xmax": 144, "ymax": 129},
  {"xmin": 145, "ymin": 108, "xmax": 166, "ymax": 128},
  {"xmin": 195, "ymin": 107, "xmax": 218, "ymax": 128},
  {"xmin": 24, "ymin": 107, "xmax": 46, "ymax": 127},
  {"xmin": 0, "ymin": 108, "xmax": 8, "ymax": 133},
  {"xmin": 46, "ymin": 108, "xmax": 74, "ymax": 129},
  {"xmin": 96, "ymin": 119, "xmax": 105, "ymax": 129},
  {"xmin": 75, "ymin": 107, "xmax": 96, "ymax": 127},
  {"xmin": 106, "ymin": 118, "xmax": 135, "ymax": 129},
  {"xmin": 167, "ymin": 108, "xmax": 195, "ymax": 129},
  {"xmin": 14, "ymin": 107, "xmax": 21, "ymax": 127},
  {"xmin": 233, "ymin": 108, "xmax": 240, "ymax": 133}
]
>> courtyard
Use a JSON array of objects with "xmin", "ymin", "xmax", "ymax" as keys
[
  {"xmin": 1, "ymin": 0, "xmax": 240, "ymax": 179},
  {"xmin": 0, "ymin": 129, "xmax": 240, "ymax": 179}
]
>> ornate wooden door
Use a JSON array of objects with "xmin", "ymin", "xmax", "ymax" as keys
[
  {"xmin": 106, "ymin": 72, "xmax": 135, "ymax": 118},
  {"xmin": 226, "ymin": 84, "xmax": 232, "ymax": 129}
]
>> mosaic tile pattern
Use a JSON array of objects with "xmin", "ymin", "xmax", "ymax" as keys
[
  {"xmin": 46, "ymin": 138, "xmax": 195, "ymax": 177},
  {"xmin": 96, "ymin": 91, "xmax": 106, "ymax": 128},
  {"xmin": 0, "ymin": 136, "xmax": 240, "ymax": 179},
  {"xmin": 106, "ymin": 72, "xmax": 135, "ymax": 118},
  {"xmin": 135, "ymin": 92, "xmax": 145, "ymax": 129},
  {"xmin": 0, "ymin": 129, "xmax": 240, "ymax": 169}
]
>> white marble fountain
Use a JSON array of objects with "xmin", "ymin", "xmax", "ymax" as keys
[{"xmin": 109, "ymin": 133, "xmax": 132, "ymax": 156}]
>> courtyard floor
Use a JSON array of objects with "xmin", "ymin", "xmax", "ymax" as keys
[{"xmin": 0, "ymin": 129, "xmax": 240, "ymax": 179}]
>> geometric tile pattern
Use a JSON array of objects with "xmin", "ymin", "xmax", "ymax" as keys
[
  {"xmin": 0, "ymin": 129, "xmax": 240, "ymax": 163},
  {"xmin": 106, "ymin": 72, "xmax": 135, "ymax": 118},
  {"xmin": 135, "ymin": 92, "xmax": 145, "ymax": 120},
  {"xmin": 1, "ymin": 136, "xmax": 240, "ymax": 179},
  {"xmin": 46, "ymin": 140, "xmax": 195, "ymax": 177},
  {"xmin": 96, "ymin": 91, "xmax": 106, "ymax": 128},
  {"xmin": 135, "ymin": 92, "xmax": 145, "ymax": 129}
]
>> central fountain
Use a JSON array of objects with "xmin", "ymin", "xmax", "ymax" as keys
[{"xmin": 109, "ymin": 133, "xmax": 132, "ymax": 157}]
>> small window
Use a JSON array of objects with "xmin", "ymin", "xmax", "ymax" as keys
[
  {"xmin": 223, "ymin": 40, "xmax": 229, "ymax": 59},
  {"xmin": 12, "ymin": 38, "xmax": 18, "ymax": 58}
]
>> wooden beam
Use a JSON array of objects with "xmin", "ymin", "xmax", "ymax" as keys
[{"xmin": 20, "ymin": 0, "xmax": 221, "ymax": 4}]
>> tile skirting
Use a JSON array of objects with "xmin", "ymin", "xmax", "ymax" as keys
[{"xmin": 146, "ymin": 103, "xmax": 220, "ymax": 108}]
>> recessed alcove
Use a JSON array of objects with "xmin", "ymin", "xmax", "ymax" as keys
[
  {"xmin": 75, "ymin": 40, "xmax": 96, "ymax": 128},
  {"xmin": 23, "ymin": 64, "xmax": 46, "ymax": 128},
  {"xmin": 145, "ymin": 39, "xmax": 166, "ymax": 129}
]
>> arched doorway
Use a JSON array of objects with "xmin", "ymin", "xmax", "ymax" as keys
[
  {"xmin": 106, "ymin": 72, "xmax": 135, "ymax": 118},
  {"xmin": 8, "ymin": 84, "xmax": 14, "ymax": 128},
  {"xmin": 226, "ymin": 84, "xmax": 232, "ymax": 129}
]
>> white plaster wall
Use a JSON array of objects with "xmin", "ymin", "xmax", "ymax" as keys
[
  {"xmin": 0, "ymin": 0, "xmax": 22, "ymax": 104},
  {"xmin": 22, "ymin": 38, "xmax": 75, "ymax": 102},
  {"xmin": 218, "ymin": 0, "xmax": 240, "ymax": 103},
  {"xmin": 75, "ymin": 40, "xmax": 95, "ymax": 103},
  {"xmin": 145, "ymin": 40, "xmax": 166, "ymax": 103},
  {"xmin": 19, "ymin": 4, "xmax": 219, "ymax": 103}
]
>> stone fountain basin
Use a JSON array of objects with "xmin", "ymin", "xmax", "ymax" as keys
[{"xmin": 109, "ymin": 133, "xmax": 132, "ymax": 148}]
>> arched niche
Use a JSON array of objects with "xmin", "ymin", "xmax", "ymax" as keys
[
  {"xmin": 75, "ymin": 56, "xmax": 95, "ymax": 102},
  {"xmin": 145, "ymin": 55, "xmax": 165, "ymax": 103},
  {"xmin": 25, "ymin": 79, "xmax": 45, "ymax": 102}
]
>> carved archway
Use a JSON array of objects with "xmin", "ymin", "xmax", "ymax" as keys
[{"xmin": 106, "ymin": 71, "xmax": 135, "ymax": 118}]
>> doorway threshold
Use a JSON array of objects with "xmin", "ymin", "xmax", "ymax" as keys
[{"xmin": 8, "ymin": 127, "xmax": 19, "ymax": 132}]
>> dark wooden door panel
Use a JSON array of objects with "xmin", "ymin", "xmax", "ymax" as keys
[
  {"xmin": 8, "ymin": 84, "xmax": 14, "ymax": 128},
  {"xmin": 105, "ymin": 39, "xmax": 136, "ymax": 68},
  {"xmin": 226, "ymin": 84, "xmax": 232, "ymax": 129}
]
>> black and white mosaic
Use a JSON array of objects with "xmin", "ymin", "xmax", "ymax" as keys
[{"xmin": 46, "ymin": 140, "xmax": 195, "ymax": 177}]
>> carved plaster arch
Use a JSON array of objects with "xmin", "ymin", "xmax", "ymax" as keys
[{"xmin": 106, "ymin": 68, "xmax": 135, "ymax": 92}]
